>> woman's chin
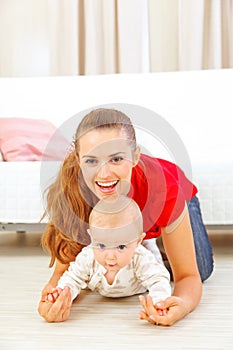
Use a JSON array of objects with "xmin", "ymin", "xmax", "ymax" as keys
[{"xmin": 95, "ymin": 187, "xmax": 118, "ymax": 199}]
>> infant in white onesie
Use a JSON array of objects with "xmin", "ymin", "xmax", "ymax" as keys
[{"xmin": 48, "ymin": 196, "xmax": 171, "ymax": 318}]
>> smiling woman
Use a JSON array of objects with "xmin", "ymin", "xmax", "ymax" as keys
[
  {"xmin": 38, "ymin": 107, "xmax": 213, "ymax": 326},
  {"xmin": 78, "ymin": 128, "xmax": 138, "ymax": 198}
]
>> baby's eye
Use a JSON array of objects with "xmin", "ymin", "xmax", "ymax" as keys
[
  {"xmin": 117, "ymin": 245, "xmax": 126, "ymax": 251},
  {"xmin": 98, "ymin": 243, "xmax": 106, "ymax": 250}
]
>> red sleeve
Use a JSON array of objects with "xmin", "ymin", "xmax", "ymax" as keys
[{"xmin": 130, "ymin": 154, "xmax": 197, "ymax": 239}]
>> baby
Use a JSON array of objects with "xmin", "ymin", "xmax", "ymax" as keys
[{"xmin": 47, "ymin": 196, "xmax": 171, "ymax": 317}]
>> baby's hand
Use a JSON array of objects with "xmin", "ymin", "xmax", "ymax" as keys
[
  {"xmin": 156, "ymin": 305, "xmax": 168, "ymax": 316},
  {"xmin": 139, "ymin": 294, "xmax": 189, "ymax": 326},
  {"xmin": 45, "ymin": 288, "xmax": 63, "ymax": 303}
]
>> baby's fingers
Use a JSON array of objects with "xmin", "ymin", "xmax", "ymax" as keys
[
  {"xmin": 47, "ymin": 289, "xmax": 60, "ymax": 303},
  {"xmin": 47, "ymin": 293, "xmax": 55, "ymax": 302}
]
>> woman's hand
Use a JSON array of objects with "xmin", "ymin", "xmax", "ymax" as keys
[
  {"xmin": 38, "ymin": 286, "xmax": 72, "ymax": 323},
  {"xmin": 139, "ymin": 295, "xmax": 189, "ymax": 326}
]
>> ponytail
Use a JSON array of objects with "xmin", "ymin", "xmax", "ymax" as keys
[{"xmin": 41, "ymin": 151, "xmax": 97, "ymax": 266}]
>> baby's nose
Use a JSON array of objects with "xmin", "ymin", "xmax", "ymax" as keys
[{"xmin": 105, "ymin": 249, "xmax": 116, "ymax": 259}]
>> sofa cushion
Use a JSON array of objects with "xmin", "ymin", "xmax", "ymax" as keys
[{"xmin": 0, "ymin": 117, "xmax": 69, "ymax": 161}]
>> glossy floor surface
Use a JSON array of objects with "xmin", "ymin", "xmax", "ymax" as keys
[{"xmin": 0, "ymin": 231, "xmax": 232, "ymax": 350}]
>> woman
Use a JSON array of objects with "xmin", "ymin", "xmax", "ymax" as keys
[{"xmin": 38, "ymin": 108, "xmax": 213, "ymax": 325}]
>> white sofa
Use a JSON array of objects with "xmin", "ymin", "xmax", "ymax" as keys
[{"xmin": 0, "ymin": 70, "xmax": 233, "ymax": 231}]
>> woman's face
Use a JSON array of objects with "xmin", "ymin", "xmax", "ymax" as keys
[{"xmin": 78, "ymin": 128, "xmax": 139, "ymax": 199}]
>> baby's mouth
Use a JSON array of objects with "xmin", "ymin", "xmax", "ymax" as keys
[{"xmin": 106, "ymin": 263, "xmax": 117, "ymax": 267}]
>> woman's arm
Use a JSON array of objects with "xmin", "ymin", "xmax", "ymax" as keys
[
  {"xmin": 38, "ymin": 259, "xmax": 73, "ymax": 322},
  {"xmin": 139, "ymin": 212, "xmax": 202, "ymax": 326},
  {"xmin": 47, "ymin": 260, "xmax": 70, "ymax": 289},
  {"xmin": 163, "ymin": 211, "xmax": 202, "ymax": 310}
]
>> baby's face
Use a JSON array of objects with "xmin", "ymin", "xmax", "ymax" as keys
[
  {"xmin": 89, "ymin": 201, "xmax": 144, "ymax": 273},
  {"xmin": 92, "ymin": 237, "xmax": 141, "ymax": 273}
]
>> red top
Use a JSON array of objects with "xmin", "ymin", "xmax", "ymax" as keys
[{"xmin": 130, "ymin": 154, "xmax": 197, "ymax": 239}]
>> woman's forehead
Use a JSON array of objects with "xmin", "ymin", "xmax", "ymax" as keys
[{"xmin": 79, "ymin": 129, "xmax": 131, "ymax": 155}]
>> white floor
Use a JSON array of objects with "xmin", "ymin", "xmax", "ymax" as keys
[{"xmin": 0, "ymin": 231, "xmax": 232, "ymax": 350}]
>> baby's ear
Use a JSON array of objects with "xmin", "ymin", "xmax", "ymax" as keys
[{"xmin": 137, "ymin": 232, "xmax": 146, "ymax": 245}]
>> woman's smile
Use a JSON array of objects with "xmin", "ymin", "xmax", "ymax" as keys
[{"xmin": 95, "ymin": 180, "xmax": 119, "ymax": 194}]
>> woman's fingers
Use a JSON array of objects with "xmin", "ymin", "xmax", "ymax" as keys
[
  {"xmin": 47, "ymin": 287, "xmax": 72, "ymax": 322},
  {"xmin": 139, "ymin": 295, "xmax": 146, "ymax": 309},
  {"xmin": 145, "ymin": 295, "xmax": 159, "ymax": 314},
  {"xmin": 38, "ymin": 299, "xmax": 54, "ymax": 319},
  {"xmin": 52, "ymin": 287, "xmax": 71, "ymax": 313},
  {"xmin": 139, "ymin": 295, "xmax": 163, "ymax": 325},
  {"xmin": 139, "ymin": 306, "xmax": 173, "ymax": 326},
  {"xmin": 139, "ymin": 295, "xmax": 188, "ymax": 326},
  {"xmin": 139, "ymin": 310, "xmax": 154, "ymax": 324},
  {"xmin": 139, "ymin": 295, "xmax": 159, "ymax": 317},
  {"xmin": 38, "ymin": 287, "xmax": 72, "ymax": 322}
]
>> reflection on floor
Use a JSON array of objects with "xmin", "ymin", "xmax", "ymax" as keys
[{"xmin": 0, "ymin": 230, "xmax": 232, "ymax": 350}]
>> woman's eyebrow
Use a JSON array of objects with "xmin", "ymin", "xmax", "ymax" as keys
[
  {"xmin": 82, "ymin": 155, "xmax": 97, "ymax": 159},
  {"xmin": 82, "ymin": 152, "xmax": 126, "ymax": 159},
  {"xmin": 108, "ymin": 152, "xmax": 126, "ymax": 157}
]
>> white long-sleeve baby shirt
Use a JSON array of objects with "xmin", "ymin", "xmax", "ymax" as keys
[{"xmin": 57, "ymin": 245, "xmax": 171, "ymax": 304}]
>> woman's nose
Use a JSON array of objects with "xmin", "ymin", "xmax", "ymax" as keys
[{"xmin": 97, "ymin": 161, "xmax": 112, "ymax": 178}]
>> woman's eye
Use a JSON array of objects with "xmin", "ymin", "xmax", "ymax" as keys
[
  {"xmin": 85, "ymin": 159, "xmax": 98, "ymax": 165},
  {"xmin": 98, "ymin": 243, "xmax": 106, "ymax": 250},
  {"xmin": 111, "ymin": 156, "xmax": 123, "ymax": 163},
  {"xmin": 117, "ymin": 245, "xmax": 126, "ymax": 251}
]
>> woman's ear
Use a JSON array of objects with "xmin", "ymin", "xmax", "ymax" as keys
[{"xmin": 133, "ymin": 146, "xmax": 141, "ymax": 167}]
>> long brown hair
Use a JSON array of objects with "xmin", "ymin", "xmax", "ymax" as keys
[{"xmin": 41, "ymin": 108, "xmax": 137, "ymax": 266}]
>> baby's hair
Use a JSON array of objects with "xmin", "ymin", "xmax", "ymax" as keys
[{"xmin": 89, "ymin": 196, "xmax": 143, "ymax": 235}]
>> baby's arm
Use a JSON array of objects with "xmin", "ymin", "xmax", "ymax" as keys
[
  {"xmin": 44, "ymin": 247, "xmax": 92, "ymax": 304},
  {"xmin": 56, "ymin": 246, "xmax": 92, "ymax": 301},
  {"xmin": 136, "ymin": 248, "xmax": 172, "ymax": 320},
  {"xmin": 137, "ymin": 251, "xmax": 171, "ymax": 300}
]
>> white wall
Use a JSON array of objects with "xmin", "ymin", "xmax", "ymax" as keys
[
  {"xmin": 0, "ymin": 69, "xmax": 233, "ymax": 224},
  {"xmin": 0, "ymin": 69, "xmax": 232, "ymax": 165},
  {"xmin": 0, "ymin": 0, "xmax": 49, "ymax": 77}
]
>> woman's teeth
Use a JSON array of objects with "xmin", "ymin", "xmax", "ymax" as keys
[{"xmin": 96, "ymin": 181, "xmax": 118, "ymax": 188}]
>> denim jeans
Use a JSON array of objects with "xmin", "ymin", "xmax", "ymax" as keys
[
  {"xmin": 160, "ymin": 196, "xmax": 214, "ymax": 282},
  {"xmin": 187, "ymin": 196, "xmax": 214, "ymax": 282}
]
